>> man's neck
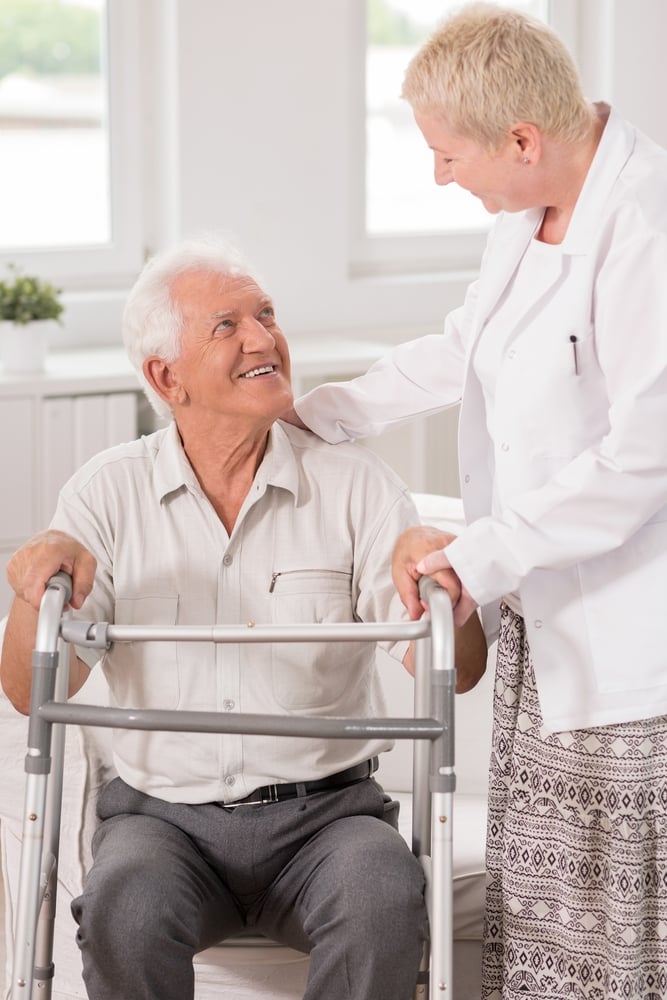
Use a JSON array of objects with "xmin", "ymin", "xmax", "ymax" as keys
[{"xmin": 177, "ymin": 420, "xmax": 270, "ymax": 535}]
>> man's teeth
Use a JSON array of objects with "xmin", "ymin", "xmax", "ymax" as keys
[{"xmin": 241, "ymin": 366, "xmax": 274, "ymax": 379}]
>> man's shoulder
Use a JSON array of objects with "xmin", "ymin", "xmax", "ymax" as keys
[
  {"xmin": 277, "ymin": 420, "xmax": 410, "ymax": 490},
  {"xmin": 60, "ymin": 427, "xmax": 167, "ymax": 494}
]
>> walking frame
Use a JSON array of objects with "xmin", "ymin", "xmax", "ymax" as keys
[{"xmin": 11, "ymin": 573, "xmax": 456, "ymax": 1000}]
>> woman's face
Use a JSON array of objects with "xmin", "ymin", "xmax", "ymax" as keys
[{"xmin": 414, "ymin": 110, "xmax": 530, "ymax": 214}]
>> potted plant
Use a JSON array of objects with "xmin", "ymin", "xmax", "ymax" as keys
[{"xmin": 0, "ymin": 264, "xmax": 65, "ymax": 373}]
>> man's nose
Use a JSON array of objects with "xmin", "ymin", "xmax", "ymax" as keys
[{"xmin": 241, "ymin": 318, "xmax": 276, "ymax": 349}]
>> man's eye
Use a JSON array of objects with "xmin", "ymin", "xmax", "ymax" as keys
[
  {"xmin": 214, "ymin": 319, "xmax": 234, "ymax": 333},
  {"xmin": 260, "ymin": 307, "xmax": 275, "ymax": 322}
]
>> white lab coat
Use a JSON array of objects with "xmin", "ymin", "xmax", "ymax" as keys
[{"xmin": 296, "ymin": 107, "xmax": 667, "ymax": 732}]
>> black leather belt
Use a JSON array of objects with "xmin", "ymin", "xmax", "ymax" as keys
[{"xmin": 225, "ymin": 757, "xmax": 379, "ymax": 807}]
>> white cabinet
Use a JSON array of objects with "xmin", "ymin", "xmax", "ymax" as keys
[
  {"xmin": 0, "ymin": 398, "xmax": 36, "ymax": 542},
  {"xmin": 39, "ymin": 391, "xmax": 138, "ymax": 525},
  {"xmin": 0, "ymin": 342, "xmax": 459, "ymax": 617},
  {"xmin": 0, "ymin": 350, "xmax": 142, "ymax": 616}
]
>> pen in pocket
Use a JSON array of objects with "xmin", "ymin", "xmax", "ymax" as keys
[{"xmin": 569, "ymin": 335, "xmax": 579, "ymax": 375}]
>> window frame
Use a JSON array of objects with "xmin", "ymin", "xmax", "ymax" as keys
[
  {"xmin": 0, "ymin": 0, "xmax": 144, "ymax": 291},
  {"xmin": 349, "ymin": 0, "xmax": 581, "ymax": 279}
]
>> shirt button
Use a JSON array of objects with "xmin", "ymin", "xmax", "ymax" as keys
[
  {"xmin": 507, "ymin": 349, "xmax": 516, "ymax": 359},
  {"xmin": 501, "ymin": 442, "xmax": 510, "ymax": 452},
  {"xmin": 224, "ymin": 775, "xmax": 236, "ymax": 786},
  {"xmin": 534, "ymin": 619, "xmax": 543, "ymax": 629},
  {"xmin": 464, "ymin": 474, "xmax": 471, "ymax": 483},
  {"xmin": 223, "ymin": 699, "xmax": 235, "ymax": 711},
  {"xmin": 222, "ymin": 554, "xmax": 233, "ymax": 566}
]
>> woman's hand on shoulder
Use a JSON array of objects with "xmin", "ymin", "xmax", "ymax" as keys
[{"xmin": 279, "ymin": 405, "xmax": 307, "ymax": 429}]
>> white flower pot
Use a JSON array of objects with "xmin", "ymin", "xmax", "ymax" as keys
[{"xmin": 0, "ymin": 319, "xmax": 55, "ymax": 373}]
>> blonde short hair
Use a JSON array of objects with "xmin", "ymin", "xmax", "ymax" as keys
[{"xmin": 402, "ymin": 2, "xmax": 593, "ymax": 150}]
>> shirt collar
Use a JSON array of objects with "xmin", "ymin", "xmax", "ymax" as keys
[
  {"xmin": 252, "ymin": 420, "xmax": 301, "ymax": 499},
  {"xmin": 561, "ymin": 104, "xmax": 636, "ymax": 255},
  {"xmin": 153, "ymin": 418, "xmax": 300, "ymax": 503}
]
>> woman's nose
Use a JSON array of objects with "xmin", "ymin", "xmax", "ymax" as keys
[{"xmin": 434, "ymin": 162, "xmax": 453, "ymax": 186}]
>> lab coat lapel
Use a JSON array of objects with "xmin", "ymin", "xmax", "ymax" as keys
[
  {"xmin": 469, "ymin": 208, "xmax": 543, "ymax": 354},
  {"xmin": 458, "ymin": 210, "xmax": 546, "ymax": 526},
  {"xmin": 561, "ymin": 106, "xmax": 635, "ymax": 254}
]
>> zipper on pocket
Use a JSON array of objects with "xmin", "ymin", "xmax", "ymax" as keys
[{"xmin": 269, "ymin": 568, "xmax": 350, "ymax": 593}]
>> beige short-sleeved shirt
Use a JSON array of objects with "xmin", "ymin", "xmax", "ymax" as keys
[{"xmin": 52, "ymin": 421, "xmax": 418, "ymax": 803}]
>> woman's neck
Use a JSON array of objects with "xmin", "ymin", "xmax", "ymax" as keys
[{"xmin": 536, "ymin": 105, "xmax": 608, "ymax": 245}]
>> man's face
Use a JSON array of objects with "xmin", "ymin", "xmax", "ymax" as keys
[{"xmin": 167, "ymin": 268, "xmax": 294, "ymax": 428}]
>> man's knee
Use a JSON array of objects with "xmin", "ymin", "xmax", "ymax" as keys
[
  {"xmin": 73, "ymin": 814, "xmax": 200, "ymax": 947},
  {"xmin": 309, "ymin": 818, "xmax": 426, "ymax": 937},
  {"xmin": 348, "ymin": 830, "xmax": 425, "ymax": 925}
]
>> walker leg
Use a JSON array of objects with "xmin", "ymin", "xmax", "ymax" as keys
[
  {"xmin": 414, "ymin": 941, "xmax": 430, "ymax": 998},
  {"xmin": 11, "ymin": 577, "xmax": 71, "ymax": 999}
]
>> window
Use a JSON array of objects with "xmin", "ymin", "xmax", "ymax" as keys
[
  {"xmin": 353, "ymin": 0, "xmax": 568, "ymax": 276},
  {"xmin": 0, "ymin": 0, "xmax": 143, "ymax": 288},
  {"xmin": 0, "ymin": 0, "xmax": 109, "ymax": 248}
]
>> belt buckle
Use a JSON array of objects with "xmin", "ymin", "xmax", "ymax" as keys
[{"xmin": 260, "ymin": 784, "xmax": 279, "ymax": 804}]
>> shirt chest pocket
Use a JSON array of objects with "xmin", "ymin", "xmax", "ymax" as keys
[
  {"xmin": 269, "ymin": 568, "xmax": 368, "ymax": 710},
  {"xmin": 111, "ymin": 594, "xmax": 180, "ymax": 709},
  {"xmin": 269, "ymin": 567, "xmax": 354, "ymax": 620}
]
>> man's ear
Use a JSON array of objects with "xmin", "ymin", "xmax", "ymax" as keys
[
  {"xmin": 510, "ymin": 121, "xmax": 541, "ymax": 164},
  {"xmin": 143, "ymin": 356, "xmax": 187, "ymax": 408}
]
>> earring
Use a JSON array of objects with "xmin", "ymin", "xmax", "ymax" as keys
[{"xmin": 522, "ymin": 157, "xmax": 530, "ymax": 165}]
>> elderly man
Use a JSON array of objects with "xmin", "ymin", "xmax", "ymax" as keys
[{"xmin": 1, "ymin": 235, "xmax": 486, "ymax": 1000}]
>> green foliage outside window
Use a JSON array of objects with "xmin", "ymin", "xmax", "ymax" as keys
[
  {"xmin": 367, "ymin": 0, "xmax": 428, "ymax": 46},
  {"xmin": 0, "ymin": 0, "xmax": 100, "ymax": 79}
]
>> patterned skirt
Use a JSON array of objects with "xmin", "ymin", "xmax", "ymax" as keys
[{"xmin": 482, "ymin": 604, "xmax": 667, "ymax": 1000}]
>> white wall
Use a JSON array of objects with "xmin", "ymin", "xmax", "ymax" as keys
[
  {"xmin": 137, "ymin": 0, "xmax": 468, "ymax": 347},
  {"xmin": 60, "ymin": 0, "xmax": 667, "ymax": 349},
  {"xmin": 577, "ymin": 0, "xmax": 667, "ymax": 149},
  {"xmin": 142, "ymin": 0, "xmax": 667, "ymax": 333}
]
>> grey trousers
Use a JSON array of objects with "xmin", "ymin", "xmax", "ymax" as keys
[{"xmin": 71, "ymin": 775, "xmax": 427, "ymax": 1000}]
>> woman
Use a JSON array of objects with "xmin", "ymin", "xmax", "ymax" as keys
[{"xmin": 287, "ymin": 4, "xmax": 667, "ymax": 999}]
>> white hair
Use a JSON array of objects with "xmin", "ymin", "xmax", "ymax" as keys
[{"xmin": 122, "ymin": 233, "xmax": 262, "ymax": 420}]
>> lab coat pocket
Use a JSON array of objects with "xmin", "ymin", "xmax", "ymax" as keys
[
  {"xmin": 537, "ymin": 326, "xmax": 605, "ymax": 459},
  {"xmin": 269, "ymin": 568, "xmax": 367, "ymax": 710},
  {"xmin": 112, "ymin": 594, "xmax": 180, "ymax": 708},
  {"xmin": 579, "ymin": 521, "xmax": 667, "ymax": 693}
]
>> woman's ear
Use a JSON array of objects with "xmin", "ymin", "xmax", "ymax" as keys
[
  {"xmin": 143, "ymin": 356, "xmax": 187, "ymax": 408},
  {"xmin": 511, "ymin": 122, "xmax": 541, "ymax": 164}
]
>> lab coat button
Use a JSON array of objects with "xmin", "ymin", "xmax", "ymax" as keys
[
  {"xmin": 507, "ymin": 349, "xmax": 516, "ymax": 359},
  {"xmin": 501, "ymin": 442, "xmax": 510, "ymax": 452},
  {"xmin": 464, "ymin": 474, "xmax": 471, "ymax": 483},
  {"xmin": 224, "ymin": 774, "xmax": 236, "ymax": 786},
  {"xmin": 223, "ymin": 699, "xmax": 235, "ymax": 711},
  {"xmin": 223, "ymin": 554, "xmax": 233, "ymax": 566},
  {"xmin": 534, "ymin": 619, "xmax": 543, "ymax": 629}
]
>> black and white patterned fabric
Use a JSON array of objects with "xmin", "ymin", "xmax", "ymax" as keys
[{"xmin": 482, "ymin": 603, "xmax": 667, "ymax": 1000}]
